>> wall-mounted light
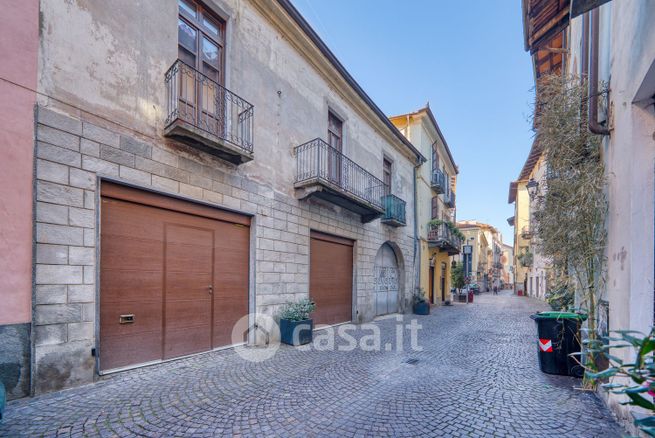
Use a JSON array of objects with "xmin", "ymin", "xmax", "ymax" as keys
[{"xmin": 526, "ymin": 178, "xmax": 539, "ymax": 200}]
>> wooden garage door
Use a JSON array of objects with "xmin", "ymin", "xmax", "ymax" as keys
[
  {"xmin": 99, "ymin": 182, "xmax": 249, "ymax": 372},
  {"xmin": 310, "ymin": 231, "xmax": 353, "ymax": 326}
]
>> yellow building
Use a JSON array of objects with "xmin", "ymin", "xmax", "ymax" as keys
[
  {"xmin": 457, "ymin": 221, "xmax": 504, "ymax": 291},
  {"xmin": 508, "ymin": 167, "xmax": 534, "ymax": 293},
  {"xmin": 390, "ymin": 105, "xmax": 459, "ymax": 304}
]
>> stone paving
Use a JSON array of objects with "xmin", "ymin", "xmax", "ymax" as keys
[{"xmin": 1, "ymin": 291, "xmax": 623, "ymax": 437}]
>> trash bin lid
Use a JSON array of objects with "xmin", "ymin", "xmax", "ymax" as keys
[{"xmin": 530, "ymin": 311, "xmax": 588, "ymax": 321}]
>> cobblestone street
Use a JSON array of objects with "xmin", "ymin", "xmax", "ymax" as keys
[{"xmin": 1, "ymin": 291, "xmax": 622, "ymax": 437}]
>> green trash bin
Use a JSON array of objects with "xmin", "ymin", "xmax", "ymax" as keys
[{"xmin": 529, "ymin": 311, "xmax": 587, "ymax": 377}]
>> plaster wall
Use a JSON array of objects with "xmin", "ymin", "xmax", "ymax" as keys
[
  {"xmin": 566, "ymin": 0, "xmax": 655, "ymax": 429},
  {"xmin": 0, "ymin": 0, "xmax": 39, "ymax": 399},
  {"xmin": 567, "ymin": 0, "xmax": 655, "ymax": 334},
  {"xmin": 0, "ymin": 0, "xmax": 38, "ymax": 326}
]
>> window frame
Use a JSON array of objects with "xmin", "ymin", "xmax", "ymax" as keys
[
  {"xmin": 327, "ymin": 111, "xmax": 343, "ymax": 152},
  {"xmin": 178, "ymin": 0, "xmax": 226, "ymax": 85},
  {"xmin": 383, "ymin": 157, "xmax": 393, "ymax": 194}
]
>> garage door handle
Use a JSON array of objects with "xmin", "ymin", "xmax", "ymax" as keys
[{"xmin": 208, "ymin": 285, "xmax": 213, "ymax": 294}]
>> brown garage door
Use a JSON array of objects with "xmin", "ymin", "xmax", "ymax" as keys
[
  {"xmin": 99, "ymin": 182, "xmax": 249, "ymax": 372},
  {"xmin": 310, "ymin": 231, "xmax": 353, "ymax": 325}
]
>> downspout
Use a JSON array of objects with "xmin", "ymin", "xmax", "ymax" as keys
[
  {"xmin": 413, "ymin": 162, "xmax": 420, "ymax": 296},
  {"xmin": 588, "ymin": 8, "xmax": 610, "ymax": 136},
  {"xmin": 409, "ymin": 115, "xmax": 421, "ymax": 296}
]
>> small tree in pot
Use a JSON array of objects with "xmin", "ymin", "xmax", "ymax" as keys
[
  {"xmin": 412, "ymin": 288, "xmax": 430, "ymax": 315},
  {"xmin": 278, "ymin": 298, "xmax": 316, "ymax": 346}
]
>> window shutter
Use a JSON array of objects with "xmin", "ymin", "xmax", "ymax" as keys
[{"xmin": 431, "ymin": 196, "xmax": 438, "ymax": 219}]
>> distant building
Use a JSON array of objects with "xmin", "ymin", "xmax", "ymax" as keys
[
  {"xmin": 501, "ymin": 243, "xmax": 514, "ymax": 287},
  {"xmin": 456, "ymin": 221, "xmax": 504, "ymax": 291}
]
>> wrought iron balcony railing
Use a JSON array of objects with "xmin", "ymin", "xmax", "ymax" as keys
[
  {"xmin": 427, "ymin": 223, "xmax": 462, "ymax": 255},
  {"xmin": 431, "ymin": 168, "xmax": 446, "ymax": 194},
  {"xmin": 294, "ymin": 139, "xmax": 387, "ymax": 220},
  {"xmin": 164, "ymin": 60, "xmax": 254, "ymax": 163},
  {"xmin": 444, "ymin": 190, "xmax": 456, "ymax": 208},
  {"xmin": 381, "ymin": 194, "xmax": 406, "ymax": 227}
]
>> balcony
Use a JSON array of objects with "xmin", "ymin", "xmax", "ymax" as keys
[
  {"xmin": 164, "ymin": 60, "xmax": 254, "ymax": 165},
  {"xmin": 444, "ymin": 190, "xmax": 456, "ymax": 208},
  {"xmin": 431, "ymin": 169, "xmax": 446, "ymax": 194},
  {"xmin": 381, "ymin": 194, "xmax": 406, "ymax": 227},
  {"xmin": 427, "ymin": 223, "xmax": 462, "ymax": 255},
  {"xmin": 294, "ymin": 139, "xmax": 387, "ymax": 223},
  {"xmin": 521, "ymin": 226, "xmax": 533, "ymax": 239}
]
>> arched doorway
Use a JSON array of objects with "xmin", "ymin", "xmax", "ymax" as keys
[{"xmin": 374, "ymin": 243, "xmax": 399, "ymax": 316}]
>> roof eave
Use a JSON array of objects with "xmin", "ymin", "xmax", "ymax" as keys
[
  {"xmin": 391, "ymin": 106, "xmax": 458, "ymax": 173},
  {"xmin": 276, "ymin": 0, "xmax": 426, "ymax": 164}
]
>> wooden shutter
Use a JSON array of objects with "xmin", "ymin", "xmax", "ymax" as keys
[{"xmin": 431, "ymin": 196, "xmax": 438, "ymax": 219}]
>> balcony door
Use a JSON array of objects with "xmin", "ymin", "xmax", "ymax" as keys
[
  {"xmin": 327, "ymin": 112, "xmax": 343, "ymax": 186},
  {"xmin": 177, "ymin": 0, "xmax": 225, "ymax": 136},
  {"xmin": 383, "ymin": 158, "xmax": 392, "ymax": 196}
]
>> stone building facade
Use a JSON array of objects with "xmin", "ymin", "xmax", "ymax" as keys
[{"xmin": 17, "ymin": 0, "xmax": 426, "ymax": 394}]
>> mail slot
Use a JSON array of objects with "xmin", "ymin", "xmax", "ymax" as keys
[{"xmin": 119, "ymin": 314, "xmax": 135, "ymax": 324}]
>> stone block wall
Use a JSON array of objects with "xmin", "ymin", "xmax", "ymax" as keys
[{"xmin": 32, "ymin": 105, "xmax": 415, "ymax": 393}]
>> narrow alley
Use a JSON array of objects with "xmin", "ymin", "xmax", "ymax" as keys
[{"xmin": 0, "ymin": 292, "xmax": 622, "ymax": 437}]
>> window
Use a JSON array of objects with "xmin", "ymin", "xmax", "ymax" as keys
[
  {"xmin": 327, "ymin": 112, "xmax": 343, "ymax": 151},
  {"xmin": 327, "ymin": 111, "xmax": 343, "ymax": 183},
  {"xmin": 383, "ymin": 158, "xmax": 392, "ymax": 194},
  {"xmin": 178, "ymin": 0, "xmax": 225, "ymax": 83},
  {"xmin": 432, "ymin": 144, "xmax": 439, "ymax": 173},
  {"xmin": 431, "ymin": 196, "xmax": 438, "ymax": 219}
]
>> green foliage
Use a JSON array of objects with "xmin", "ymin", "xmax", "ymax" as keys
[
  {"xmin": 531, "ymin": 75, "xmax": 608, "ymax": 386},
  {"xmin": 413, "ymin": 288, "xmax": 427, "ymax": 304},
  {"xmin": 427, "ymin": 219, "xmax": 465, "ymax": 240},
  {"xmin": 586, "ymin": 329, "xmax": 655, "ymax": 436},
  {"xmin": 279, "ymin": 298, "xmax": 316, "ymax": 322},
  {"xmin": 427, "ymin": 219, "xmax": 444, "ymax": 227},
  {"xmin": 451, "ymin": 262, "xmax": 465, "ymax": 290},
  {"xmin": 517, "ymin": 250, "xmax": 533, "ymax": 268},
  {"xmin": 545, "ymin": 283, "xmax": 574, "ymax": 311}
]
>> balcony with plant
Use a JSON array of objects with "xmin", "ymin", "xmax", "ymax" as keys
[{"xmin": 427, "ymin": 219, "xmax": 463, "ymax": 255}]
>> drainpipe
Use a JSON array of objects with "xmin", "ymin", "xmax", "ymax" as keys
[
  {"xmin": 588, "ymin": 8, "xmax": 610, "ymax": 136},
  {"xmin": 581, "ymin": 13, "xmax": 589, "ymax": 79},
  {"xmin": 413, "ymin": 161, "xmax": 421, "ymax": 295},
  {"xmin": 412, "ymin": 125, "xmax": 421, "ymax": 297}
]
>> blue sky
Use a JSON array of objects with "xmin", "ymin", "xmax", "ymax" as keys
[{"xmin": 292, "ymin": 0, "xmax": 535, "ymax": 244}]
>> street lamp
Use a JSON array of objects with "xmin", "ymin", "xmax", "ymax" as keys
[{"xmin": 526, "ymin": 178, "xmax": 539, "ymax": 200}]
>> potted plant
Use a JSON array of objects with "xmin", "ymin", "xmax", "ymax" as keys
[
  {"xmin": 278, "ymin": 298, "xmax": 316, "ymax": 346},
  {"xmin": 412, "ymin": 289, "xmax": 430, "ymax": 315}
]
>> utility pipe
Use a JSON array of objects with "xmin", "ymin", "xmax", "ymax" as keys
[
  {"xmin": 409, "ymin": 114, "xmax": 421, "ymax": 297},
  {"xmin": 588, "ymin": 8, "xmax": 610, "ymax": 136}
]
